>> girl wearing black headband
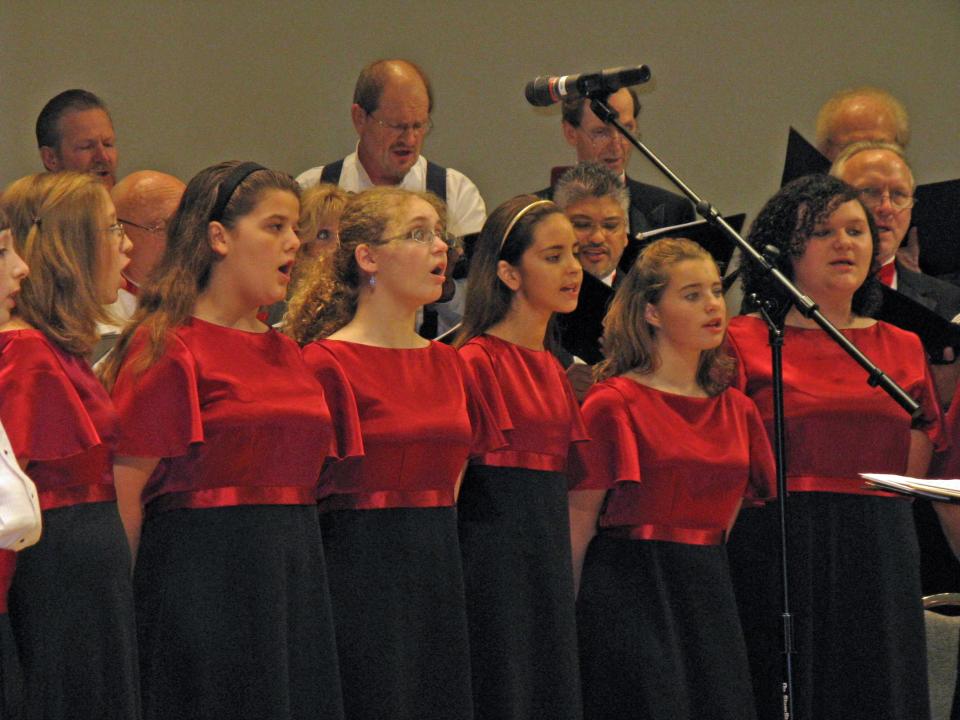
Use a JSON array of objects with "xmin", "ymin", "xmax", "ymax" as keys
[{"xmin": 101, "ymin": 161, "xmax": 353, "ymax": 720}]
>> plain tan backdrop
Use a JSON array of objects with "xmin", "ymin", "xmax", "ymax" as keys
[{"xmin": 2, "ymin": 0, "xmax": 958, "ymax": 227}]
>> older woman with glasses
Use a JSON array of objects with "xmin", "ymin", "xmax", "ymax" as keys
[
  {"xmin": 0, "ymin": 172, "xmax": 138, "ymax": 720},
  {"xmin": 286, "ymin": 186, "xmax": 502, "ymax": 720}
]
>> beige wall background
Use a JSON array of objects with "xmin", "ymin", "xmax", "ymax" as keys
[{"xmin": 2, "ymin": 0, "xmax": 958, "ymax": 227}]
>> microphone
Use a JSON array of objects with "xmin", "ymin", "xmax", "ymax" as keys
[{"xmin": 524, "ymin": 65, "xmax": 651, "ymax": 107}]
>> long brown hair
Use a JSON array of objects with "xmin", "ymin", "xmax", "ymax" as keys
[
  {"xmin": 1, "ymin": 171, "xmax": 112, "ymax": 355},
  {"xmin": 284, "ymin": 186, "xmax": 445, "ymax": 344},
  {"xmin": 99, "ymin": 161, "xmax": 299, "ymax": 389},
  {"xmin": 596, "ymin": 237, "xmax": 733, "ymax": 395},
  {"xmin": 454, "ymin": 195, "xmax": 563, "ymax": 348}
]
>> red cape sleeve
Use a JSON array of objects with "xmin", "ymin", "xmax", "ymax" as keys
[
  {"xmin": 571, "ymin": 383, "xmax": 641, "ymax": 491},
  {"xmin": 743, "ymin": 394, "xmax": 777, "ymax": 503},
  {"xmin": 0, "ymin": 336, "xmax": 102, "ymax": 461},
  {"xmin": 458, "ymin": 342, "xmax": 514, "ymax": 435},
  {"xmin": 111, "ymin": 331, "xmax": 204, "ymax": 458},
  {"xmin": 456, "ymin": 352, "xmax": 507, "ymax": 458},
  {"xmin": 301, "ymin": 342, "xmax": 364, "ymax": 463}
]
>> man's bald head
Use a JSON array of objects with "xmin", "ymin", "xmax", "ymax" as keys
[
  {"xmin": 111, "ymin": 171, "xmax": 185, "ymax": 285},
  {"xmin": 815, "ymin": 87, "xmax": 909, "ymax": 161}
]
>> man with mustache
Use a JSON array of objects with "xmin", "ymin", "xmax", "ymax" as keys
[
  {"xmin": 36, "ymin": 89, "xmax": 118, "ymax": 189},
  {"xmin": 552, "ymin": 162, "xmax": 630, "ymax": 398},
  {"xmin": 297, "ymin": 59, "xmax": 485, "ymax": 338}
]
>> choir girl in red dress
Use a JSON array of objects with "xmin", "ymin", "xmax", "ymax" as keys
[
  {"xmin": 453, "ymin": 195, "xmax": 587, "ymax": 720},
  {"xmin": 0, "ymin": 172, "xmax": 139, "ymax": 719},
  {"xmin": 727, "ymin": 174, "xmax": 943, "ymax": 720},
  {"xmin": 569, "ymin": 237, "xmax": 774, "ymax": 720},
  {"xmin": 286, "ymin": 186, "xmax": 503, "ymax": 720},
  {"xmin": 0, "ymin": 220, "xmax": 32, "ymax": 720},
  {"xmin": 100, "ymin": 162, "xmax": 352, "ymax": 720}
]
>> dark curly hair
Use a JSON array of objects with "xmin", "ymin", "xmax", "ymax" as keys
[{"xmin": 740, "ymin": 174, "xmax": 881, "ymax": 318}]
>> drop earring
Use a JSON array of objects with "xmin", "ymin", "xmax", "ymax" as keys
[{"xmin": 368, "ymin": 273, "xmax": 376, "ymax": 288}]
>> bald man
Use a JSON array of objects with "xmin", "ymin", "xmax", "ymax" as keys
[
  {"xmin": 831, "ymin": 142, "xmax": 960, "ymax": 321},
  {"xmin": 816, "ymin": 86, "xmax": 910, "ymax": 161},
  {"xmin": 93, "ymin": 171, "xmax": 185, "ymax": 362},
  {"xmin": 297, "ymin": 58, "xmax": 485, "ymax": 337}
]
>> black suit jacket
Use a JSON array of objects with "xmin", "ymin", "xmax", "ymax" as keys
[
  {"xmin": 540, "ymin": 175, "xmax": 693, "ymax": 364},
  {"xmin": 537, "ymin": 175, "xmax": 694, "ymax": 275},
  {"xmin": 896, "ymin": 262, "xmax": 960, "ymax": 322}
]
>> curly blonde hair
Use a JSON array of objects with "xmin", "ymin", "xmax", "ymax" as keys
[{"xmin": 284, "ymin": 186, "xmax": 445, "ymax": 344}]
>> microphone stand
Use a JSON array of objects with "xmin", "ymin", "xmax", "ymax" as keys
[{"xmin": 586, "ymin": 93, "xmax": 922, "ymax": 720}]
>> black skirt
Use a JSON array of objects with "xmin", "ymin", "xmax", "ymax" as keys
[
  {"xmin": 135, "ymin": 504, "xmax": 343, "ymax": 720},
  {"xmin": 577, "ymin": 534, "xmax": 757, "ymax": 720},
  {"xmin": 319, "ymin": 505, "xmax": 472, "ymax": 720},
  {"xmin": 727, "ymin": 494, "xmax": 929, "ymax": 720},
  {"xmin": 0, "ymin": 615, "xmax": 22, "ymax": 720},
  {"xmin": 8, "ymin": 501, "xmax": 140, "ymax": 720},
  {"xmin": 457, "ymin": 465, "xmax": 582, "ymax": 720}
]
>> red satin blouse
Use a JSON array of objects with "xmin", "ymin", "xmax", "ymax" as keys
[
  {"xmin": 112, "ymin": 318, "xmax": 361, "ymax": 511},
  {"xmin": 727, "ymin": 316, "xmax": 944, "ymax": 495},
  {"xmin": 0, "ymin": 329, "xmax": 117, "ymax": 510},
  {"xmin": 459, "ymin": 334, "xmax": 589, "ymax": 475},
  {"xmin": 573, "ymin": 376, "xmax": 775, "ymax": 545},
  {"xmin": 303, "ymin": 339, "xmax": 505, "ymax": 510}
]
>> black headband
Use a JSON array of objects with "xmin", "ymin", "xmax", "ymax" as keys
[{"xmin": 209, "ymin": 162, "xmax": 266, "ymax": 222}]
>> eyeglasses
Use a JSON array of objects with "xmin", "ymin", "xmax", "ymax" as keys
[
  {"xmin": 316, "ymin": 229, "xmax": 339, "ymax": 244},
  {"xmin": 382, "ymin": 227, "xmax": 450, "ymax": 245},
  {"xmin": 582, "ymin": 126, "xmax": 638, "ymax": 147},
  {"xmin": 368, "ymin": 113, "xmax": 433, "ymax": 137},
  {"xmin": 570, "ymin": 218, "xmax": 626, "ymax": 235},
  {"xmin": 105, "ymin": 222, "xmax": 125, "ymax": 238},
  {"xmin": 118, "ymin": 217, "xmax": 166, "ymax": 235},
  {"xmin": 856, "ymin": 187, "xmax": 916, "ymax": 212}
]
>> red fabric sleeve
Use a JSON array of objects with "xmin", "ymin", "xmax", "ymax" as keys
[
  {"xmin": 572, "ymin": 384, "xmax": 641, "ymax": 491},
  {"xmin": 301, "ymin": 343, "xmax": 364, "ymax": 463},
  {"xmin": 457, "ymin": 352, "xmax": 508, "ymax": 458},
  {"xmin": 111, "ymin": 331, "xmax": 204, "ymax": 458},
  {"xmin": 724, "ymin": 332, "xmax": 749, "ymax": 393},
  {"xmin": 0, "ymin": 337, "xmax": 102, "ymax": 461},
  {"xmin": 743, "ymin": 396, "xmax": 777, "ymax": 502},
  {"xmin": 914, "ymin": 347, "xmax": 947, "ymax": 452},
  {"xmin": 457, "ymin": 342, "xmax": 514, "ymax": 435}
]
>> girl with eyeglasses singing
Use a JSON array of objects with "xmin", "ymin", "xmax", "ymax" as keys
[
  {"xmin": 286, "ymin": 186, "xmax": 503, "ymax": 720},
  {"xmin": 100, "ymin": 162, "xmax": 353, "ymax": 720},
  {"xmin": 451, "ymin": 195, "xmax": 588, "ymax": 720},
  {"xmin": 570, "ymin": 237, "xmax": 775, "ymax": 720},
  {"xmin": 0, "ymin": 172, "xmax": 138, "ymax": 720}
]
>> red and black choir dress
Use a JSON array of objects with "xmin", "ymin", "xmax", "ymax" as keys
[
  {"xmin": 0, "ymin": 329, "xmax": 140, "ymax": 720},
  {"xmin": 0, "ymin": 550, "xmax": 18, "ymax": 720},
  {"xmin": 574, "ymin": 375, "xmax": 775, "ymax": 720},
  {"xmin": 457, "ymin": 334, "xmax": 589, "ymax": 720},
  {"xmin": 725, "ymin": 315, "xmax": 944, "ymax": 720},
  {"xmin": 303, "ymin": 339, "xmax": 504, "ymax": 720},
  {"xmin": 111, "ymin": 318, "xmax": 357, "ymax": 720}
]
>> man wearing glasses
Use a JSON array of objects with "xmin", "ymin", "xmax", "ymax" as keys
[
  {"xmin": 831, "ymin": 141, "xmax": 960, "ymax": 321},
  {"xmin": 297, "ymin": 59, "xmax": 485, "ymax": 337},
  {"xmin": 537, "ymin": 87, "xmax": 693, "ymax": 266},
  {"xmin": 550, "ymin": 162, "xmax": 631, "ymax": 397},
  {"xmin": 93, "ymin": 170, "xmax": 185, "ymax": 361}
]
